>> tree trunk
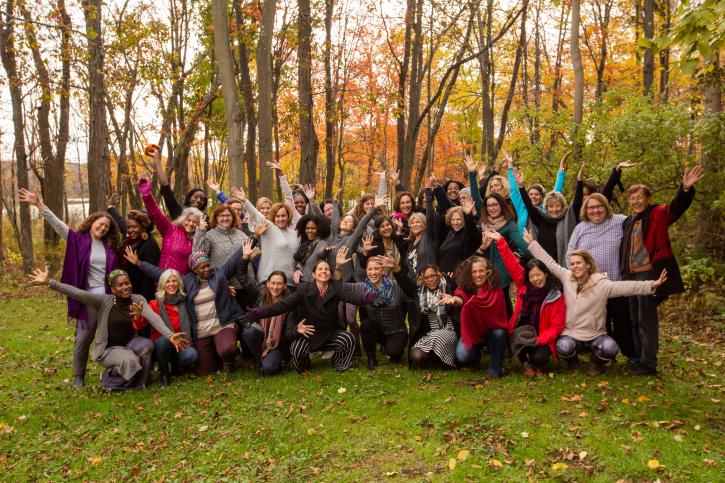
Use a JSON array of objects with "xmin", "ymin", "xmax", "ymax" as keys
[
  {"xmin": 82, "ymin": 0, "xmax": 112, "ymax": 214},
  {"xmin": 0, "ymin": 0, "xmax": 33, "ymax": 271},
  {"xmin": 658, "ymin": 0, "xmax": 671, "ymax": 102},
  {"xmin": 211, "ymin": 0, "xmax": 245, "ymax": 189},
  {"xmin": 257, "ymin": 0, "xmax": 275, "ymax": 197},
  {"xmin": 401, "ymin": 0, "xmax": 423, "ymax": 188},
  {"xmin": 323, "ymin": 0, "xmax": 336, "ymax": 198},
  {"xmin": 297, "ymin": 0, "xmax": 319, "ymax": 184},
  {"xmin": 570, "ymin": 0, "xmax": 584, "ymax": 161},
  {"xmin": 642, "ymin": 0, "xmax": 655, "ymax": 95},
  {"xmin": 395, "ymin": 0, "xmax": 416, "ymax": 182}
]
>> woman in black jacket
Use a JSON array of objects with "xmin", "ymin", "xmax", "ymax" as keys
[{"xmin": 243, "ymin": 247, "xmax": 378, "ymax": 373}]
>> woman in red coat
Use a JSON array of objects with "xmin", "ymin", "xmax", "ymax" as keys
[{"xmin": 485, "ymin": 229, "xmax": 565, "ymax": 376}]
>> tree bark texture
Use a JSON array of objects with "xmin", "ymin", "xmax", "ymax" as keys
[
  {"xmin": 257, "ymin": 0, "xmax": 275, "ymax": 197},
  {"xmin": 570, "ymin": 0, "xmax": 584, "ymax": 160},
  {"xmin": 642, "ymin": 0, "xmax": 655, "ymax": 95},
  {"xmin": 297, "ymin": 0, "xmax": 319, "ymax": 185}
]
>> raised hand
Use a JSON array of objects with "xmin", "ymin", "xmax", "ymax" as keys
[
  {"xmin": 682, "ymin": 164, "xmax": 705, "ymax": 190},
  {"xmin": 206, "ymin": 180, "xmax": 221, "ymax": 194},
  {"xmin": 266, "ymin": 161, "xmax": 283, "ymax": 173},
  {"xmin": 124, "ymin": 246, "xmax": 141, "ymax": 266},
  {"xmin": 616, "ymin": 160, "xmax": 639, "ymax": 171},
  {"xmin": 388, "ymin": 169, "xmax": 400, "ymax": 186},
  {"xmin": 362, "ymin": 235, "xmax": 378, "ymax": 254},
  {"xmin": 242, "ymin": 238, "xmax": 254, "ymax": 259},
  {"xmin": 512, "ymin": 167, "xmax": 524, "ymax": 187},
  {"xmin": 460, "ymin": 196, "xmax": 475, "ymax": 215},
  {"xmin": 198, "ymin": 217, "xmax": 208, "ymax": 231},
  {"xmin": 502, "ymin": 150, "xmax": 514, "ymax": 169},
  {"xmin": 129, "ymin": 302, "xmax": 143, "ymax": 320},
  {"xmin": 523, "ymin": 228, "xmax": 535, "ymax": 245},
  {"xmin": 370, "ymin": 255, "xmax": 396, "ymax": 270},
  {"xmin": 652, "ymin": 269, "xmax": 668, "ymax": 290},
  {"xmin": 391, "ymin": 217, "xmax": 404, "ymax": 234},
  {"xmin": 230, "ymin": 186, "xmax": 246, "ymax": 202},
  {"xmin": 464, "ymin": 153, "xmax": 477, "ymax": 172},
  {"xmin": 336, "ymin": 245, "xmax": 352, "ymax": 266},
  {"xmin": 296, "ymin": 319, "xmax": 315, "ymax": 338},
  {"xmin": 373, "ymin": 169, "xmax": 386, "ymax": 179},
  {"xmin": 27, "ymin": 267, "xmax": 50, "ymax": 285},
  {"xmin": 429, "ymin": 174, "xmax": 439, "ymax": 188},
  {"xmin": 18, "ymin": 188, "xmax": 41, "ymax": 207},
  {"xmin": 106, "ymin": 191, "xmax": 120, "ymax": 208},
  {"xmin": 577, "ymin": 163, "xmax": 585, "ymax": 182},
  {"xmin": 374, "ymin": 195, "xmax": 389, "ymax": 208},
  {"xmin": 559, "ymin": 150, "xmax": 573, "ymax": 171},
  {"xmin": 303, "ymin": 184, "xmax": 316, "ymax": 201},
  {"xmin": 254, "ymin": 220, "xmax": 269, "ymax": 237}
]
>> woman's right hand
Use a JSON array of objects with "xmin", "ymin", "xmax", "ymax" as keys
[
  {"xmin": 242, "ymin": 238, "xmax": 254, "ymax": 259},
  {"xmin": 374, "ymin": 196, "xmax": 389, "ymax": 208},
  {"xmin": 362, "ymin": 235, "xmax": 377, "ymax": 254},
  {"xmin": 296, "ymin": 319, "xmax": 315, "ymax": 338},
  {"xmin": 523, "ymin": 228, "xmax": 535, "ymax": 245},
  {"xmin": 27, "ymin": 267, "xmax": 50, "ymax": 285},
  {"xmin": 254, "ymin": 220, "xmax": 269, "ymax": 237},
  {"xmin": 266, "ymin": 161, "xmax": 283, "ymax": 173},
  {"xmin": 124, "ymin": 246, "xmax": 141, "ymax": 266},
  {"xmin": 18, "ymin": 188, "xmax": 41, "ymax": 207},
  {"xmin": 169, "ymin": 333, "xmax": 189, "ymax": 352},
  {"xmin": 336, "ymin": 245, "xmax": 352, "ymax": 266}
]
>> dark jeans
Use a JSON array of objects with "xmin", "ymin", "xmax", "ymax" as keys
[
  {"xmin": 154, "ymin": 337, "xmax": 198, "ymax": 374},
  {"xmin": 628, "ymin": 270, "xmax": 660, "ymax": 370},
  {"xmin": 241, "ymin": 324, "xmax": 285, "ymax": 375},
  {"xmin": 360, "ymin": 317, "xmax": 408, "ymax": 362},
  {"xmin": 606, "ymin": 296, "xmax": 636, "ymax": 359},
  {"xmin": 456, "ymin": 329, "xmax": 508, "ymax": 376},
  {"xmin": 195, "ymin": 325, "xmax": 239, "ymax": 376},
  {"xmin": 518, "ymin": 345, "xmax": 550, "ymax": 369}
]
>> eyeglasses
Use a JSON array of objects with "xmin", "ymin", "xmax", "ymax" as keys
[
  {"xmin": 423, "ymin": 274, "xmax": 439, "ymax": 280},
  {"xmin": 586, "ymin": 205, "xmax": 604, "ymax": 211}
]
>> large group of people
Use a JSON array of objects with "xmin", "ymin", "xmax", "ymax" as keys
[{"xmin": 21, "ymin": 144, "xmax": 705, "ymax": 391}]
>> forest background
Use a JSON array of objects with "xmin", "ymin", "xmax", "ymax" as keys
[{"xmin": 0, "ymin": 0, "xmax": 722, "ymax": 305}]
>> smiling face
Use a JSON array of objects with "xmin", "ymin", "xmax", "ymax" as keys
[
  {"xmin": 312, "ymin": 261, "xmax": 331, "ymax": 283},
  {"xmin": 569, "ymin": 254, "xmax": 591, "ymax": 280},
  {"xmin": 471, "ymin": 261, "xmax": 488, "ymax": 288},
  {"xmin": 110, "ymin": 275, "xmax": 132, "ymax": 299},
  {"xmin": 366, "ymin": 260, "xmax": 384, "ymax": 285},
  {"xmin": 259, "ymin": 201, "xmax": 272, "ymax": 218},
  {"xmin": 528, "ymin": 266, "xmax": 547, "ymax": 289},
  {"xmin": 194, "ymin": 260, "xmax": 212, "ymax": 280},
  {"xmin": 126, "ymin": 218, "xmax": 141, "ymax": 240},
  {"xmin": 459, "ymin": 192, "xmax": 471, "ymax": 206},
  {"xmin": 528, "ymin": 188, "xmax": 542, "ymax": 206},
  {"xmin": 90, "ymin": 216, "xmax": 111, "ymax": 240},
  {"xmin": 488, "ymin": 179, "xmax": 504, "ymax": 195},
  {"xmin": 363, "ymin": 198, "xmax": 375, "ymax": 212},
  {"xmin": 274, "ymin": 208, "xmax": 289, "ymax": 229},
  {"xmin": 228, "ymin": 201, "xmax": 244, "ymax": 221},
  {"xmin": 188, "ymin": 191, "xmax": 205, "ymax": 209},
  {"xmin": 340, "ymin": 214, "xmax": 355, "ymax": 233},
  {"xmin": 399, "ymin": 194, "xmax": 413, "ymax": 214},
  {"xmin": 323, "ymin": 202, "xmax": 334, "ymax": 220},
  {"xmin": 183, "ymin": 215, "xmax": 200, "ymax": 234},
  {"xmin": 164, "ymin": 275, "xmax": 179, "ymax": 296},
  {"xmin": 266, "ymin": 274, "xmax": 286, "ymax": 299},
  {"xmin": 486, "ymin": 198, "xmax": 502, "ymax": 219},
  {"xmin": 585, "ymin": 199, "xmax": 606, "ymax": 224},
  {"xmin": 446, "ymin": 183, "xmax": 460, "ymax": 200},
  {"xmin": 628, "ymin": 188, "xmax": 651, "ymax": 214},
  {"xmin": 409, "ymin": 217, "xmax": 425, "ymax": 237},
  {"xmin": 450, "ymin": 212, "xmax": 464, "ymax": 231},
  {"xmin": 378, "ymin": 219, "xmax": 393, "ymax": 239},
  {"xmin": 421, "ymin": 267, "xmax": 440, "ymax": 291},
  {"xmin": 293, "ymin": 194, "xmax": 307, "ymax": 215},
  {"xmin": 305, "ymin": 220, "xmax": 318, "ymax": 241},
  {"xmin": 547, "ymin": 200, "xmax": 564, "ymax": 217},
  {"xmin": 216, "ymin": 208, "xmax": 234, "ymax": 229}
]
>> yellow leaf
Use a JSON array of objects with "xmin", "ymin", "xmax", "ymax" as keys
[
  {"xmin": 520, "ymin": 431, "xmax": 529, "ymax": 438},
  {"xmin": 597, "ymin": 380, "xmax": 609, "ymax": 387},
  {"xmin": 579, "ymin": 451, "xmax": 588, "ymax": 460},
  {"xmin": 457, "ymin": 449, "xmax": 469, "ymax": 461},
  {"xmin": 551, "ymin": 462, "xmax": 568, "ymax": 471},
  {"xmin": 694, "ymin": 425, "xmax": 701, "ymax": 431},
  {"xmin": 490, "ymin": 459, "xmax": 503, "ymax": 468},
  {"xmin": 91, "ymin": 456, "xmax": 102, "ymax": 466},
  {"xmin": 621, "ymin": 398, "xmax": 630, "ymax": 404},
  {"xmin": 647, "ymin": 459, "xmax": 660, "ymax": 469},
  {"xmin": 337, "ymin": 387, "xmax": 347, "ymax": 394},
  {"xmin": 414, "ymin": 435, "xmax": 422, "ymax": 441},
  {"xmin": 448, "ymin": 458, "xmax": 457, "ymax": 470},
  {"xmin": 307, "ymin": 428, "xmax": 316, "ymax": 436},
  {"xmin": 636, "ymin": 395, "xmax": 650, "ymax": 402}
]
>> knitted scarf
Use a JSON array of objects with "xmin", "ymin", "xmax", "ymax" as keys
[
  {"xmin": 483, "ymin": 215, "xmax": 508, "ymax": 233},
  {"xmin": 365, "ymin": 275, "xmax": 394, "ymax": 306},
  {"xmin": 156, "ymin": 293, "xmax": 192, "ymax": 342},
  {"xmin": 259, "ymin": 314, "xmax": 285, "ymax": 357},
  {"xmin": 419, "ymin": 278, "xmax": 448, "ymax": 323},
  {"xmin": 517, "ymin": 285, "xmax": 548, "ymax": 331},
  {"xmin": 458, "ymin": 285, "xmax": 508, "ymax": 350}
]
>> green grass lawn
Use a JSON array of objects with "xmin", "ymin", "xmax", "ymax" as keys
[{"xmin": 0, "ymin": 290, "xmax": 722, "ymax": 481}]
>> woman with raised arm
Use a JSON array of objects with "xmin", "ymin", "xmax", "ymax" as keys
[
  {"xmin": 486, "ymin": 229, "xmax": 565, "ymax": 376},
  {"xmin": 19, "ymin": 188, "xmax": 121, "ymax": 388},
  {"xmin": 445, "ymin": 256, "xmax": 510, "ymax": 378},
  {"xmin": 148, "ymin": 145, "xmax": 207, "ymax": 219},
  {"xmin": 436, "ymin": 196, "xmax": 480, "ymax": 278},
  {"xmin": 236, "ymin": 239, "xmax": 293, "ymax": 375},
  {"xmin": 126, "ymin": 243, "xmax": 246, "ymax": 375},
  {"xmin": 359, "ymin": 216, "xmax": 406, "ymax": 278},
  {"xmin": 408, "ymin": 265, "xmax": 458, "ymax": 369},
  {"xmin": 28, "ymin": 268, "xmax": 186, "ymax": 391},
  {"xmin": 192, "ymin": 203, "xmax": 246, "ymax": 269},
  {"xmin": 512, "ymin": 163, "xmax": 584, "ymax": 265},
  {"xmin": 131, "ymin": 269, "xmax": 198, "ymax": 386},
  {"xmin": 137, "ymin": 176, "xmax": 202, "ymax": 275},
  {"xmin": 522, "ymin": 229, "xmax": 668, "ymax": 375},
  {"xmin": 105, "ymin": 193, "xmax": 160, "ymax": 302},
  {"xmin": 241, "ymin": 247, "xmax": 378, "ymax": 373},
  {"xmin": 403, "ymin": 188, "xmax": 438, "ymax": 276},
  {"xmin": 293, "ymin": 214, "xmax": 332, "ymax": 283}
]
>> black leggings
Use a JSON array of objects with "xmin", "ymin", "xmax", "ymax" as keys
[
  {"xmin": 360, "ymin": 317, "xmax": 408, "ymax": 362},
  {"xmin": 517, "ymin": 345, "xmax": 550, "ymax": 369}
]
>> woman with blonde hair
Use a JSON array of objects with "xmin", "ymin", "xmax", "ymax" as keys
[{"xmin": 523, "ymin": 229, "xmax": 668, "ymax": 375}]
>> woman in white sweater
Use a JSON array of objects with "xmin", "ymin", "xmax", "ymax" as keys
[{"xmin": 523, "ymin": 229, "xmax": 667, "ymax": 375}]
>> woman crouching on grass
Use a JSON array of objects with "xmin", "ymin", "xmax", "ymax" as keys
[
  {"xmin": 522, "ymin": 229, "xmax": 668, "ymax": 375},
  {"xmin": 241, "ymin": 247, "xmax": 379, "ymax": 373},
  {"xmin": 28, "ymin": 268, "xmax": 186, "ymax": 391},
  {"xmin": 485, "ymin": 229, "xmax": 565, "ymax": 376},
  {"xmin": 132, "ymin": 269, "xmax": 198, "ymax": 386}
]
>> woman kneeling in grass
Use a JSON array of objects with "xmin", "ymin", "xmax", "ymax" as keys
[
  {"xmin": 28, "ymin": 268, "xmax": 186, "ymax": 391},
  {"xmin": 522, "ymin": 229, "xmax": 667, "ymax": 375}
]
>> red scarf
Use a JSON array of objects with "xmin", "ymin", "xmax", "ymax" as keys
[{"xmin": 456, "ymin": 285, "xmax": 508, "ymax": 350}]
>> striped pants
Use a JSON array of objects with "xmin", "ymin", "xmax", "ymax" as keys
[{"xmin": 290, "ymin": 331, "xmax": 355, "ymax": 373}]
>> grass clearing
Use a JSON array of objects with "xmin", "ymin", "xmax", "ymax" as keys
[{"xmin": 0, "ymin": 290, "xmax": 723, "ymax": 481}]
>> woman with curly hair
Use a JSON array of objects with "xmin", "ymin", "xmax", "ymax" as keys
[
  {"xmin": 442, "ymin": 256, "xmax": 509, "ymax": 378},
  {"xmin": 19, "ymin": 188, "xmax": 121, "ymax": 388},
  {"xmin": 293, "ymin": 214, "xmax": 331, "ymax": 283}
]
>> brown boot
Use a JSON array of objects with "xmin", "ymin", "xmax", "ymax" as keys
[
  {"xmin": 521, "ymin": 362, "xmax": 536, "ymax": 377},
  {"xmin": 565, "ymin": 356, "xmax": 581, "ymax": 372},
  {"xmin": 588, "ymin": 355, "xmax": 606, "ymax": 376}
]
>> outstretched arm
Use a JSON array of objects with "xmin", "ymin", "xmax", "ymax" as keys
[
  {"xmin": 525, "ymin": 231, "xmax": 569, "ymax": 282},
  {"xmin": 48, "ymin": 280, "xmax": 106, "ymax": 310},
  {"xmin": 138, "ymin": 178, "xmax": 174, "ymax": 236}
]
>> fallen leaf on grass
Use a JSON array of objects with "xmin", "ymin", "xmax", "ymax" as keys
[
  {"xmin": 636, "ymin": 395, "xmax": 650, "ymax": 403},
  {"xmin": 90, "ymin": 456, "xmax": 102, "ymax": 465},
  {"xmin": 448, "ymin": 458, "xmax": 457, "ymax": 470},
  {"xmin": 489, "ymin": 459, "xmax": 503, "ymax": 468},
  {"xmin": 703, "ymin": 459, "xmax": 716, "ymax": 466},
  {"xmin": 414, "ymin": 435, "xmax": 422, "ymax": 441},
  {"xmin": 561, "ymin": 394, "xmax": 583, "ymax": 402},
  {"xmin": 457, "ymin": 449, "xmax": 469, "ymax": 461},
  {"xmin": 337, "ymin": 387, "xmax": 346, "ymax": 394},
  {"xmin": 551, "ymin": 462, "xmax": 568, "ymax": 471},
  {"xmin": 578, "ymin": 451, "xmax": 588, "ymax": 461},
  {"xmin": 520, "ymin": 431, "xmax": 529, "ymax": 438},
  {"xmin": 647, "ymin": 459, "xmax": 663, "ymax": 470}
]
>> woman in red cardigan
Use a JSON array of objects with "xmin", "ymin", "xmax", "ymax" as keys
[{"xmin": 485, "ymin": 229, "xmax": 565, "ymax": 376}]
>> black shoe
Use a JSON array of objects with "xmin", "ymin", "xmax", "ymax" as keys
[
  {"xmin": 629, "ymin": 363, "xmax": 658, "ymax": 376},
  {"xmin": 72, "ymin": 376, "xmax": 84, "ymax": 388},
  {"xmin": 367, "ymin": 354, "xmax": 378, "ymax": 371},
  {"xmin": 565, "ymin": 356, "xmax": 581, "ymax": 371},
  {"xmin": 159, "ymin": 372, "xmax": 170, "ymax": 387}
]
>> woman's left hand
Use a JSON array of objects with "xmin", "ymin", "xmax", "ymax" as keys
[
  {"xmin": 129, "ymin": 302, "xmax": 143, "ymax": 320},
  {"xmin": 652, "ymin": 269, "xmax": 668, "ymax": 290},
  {"xmin": 169, "ymin": 333, "xmax": 188, "ymax": 352}
]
